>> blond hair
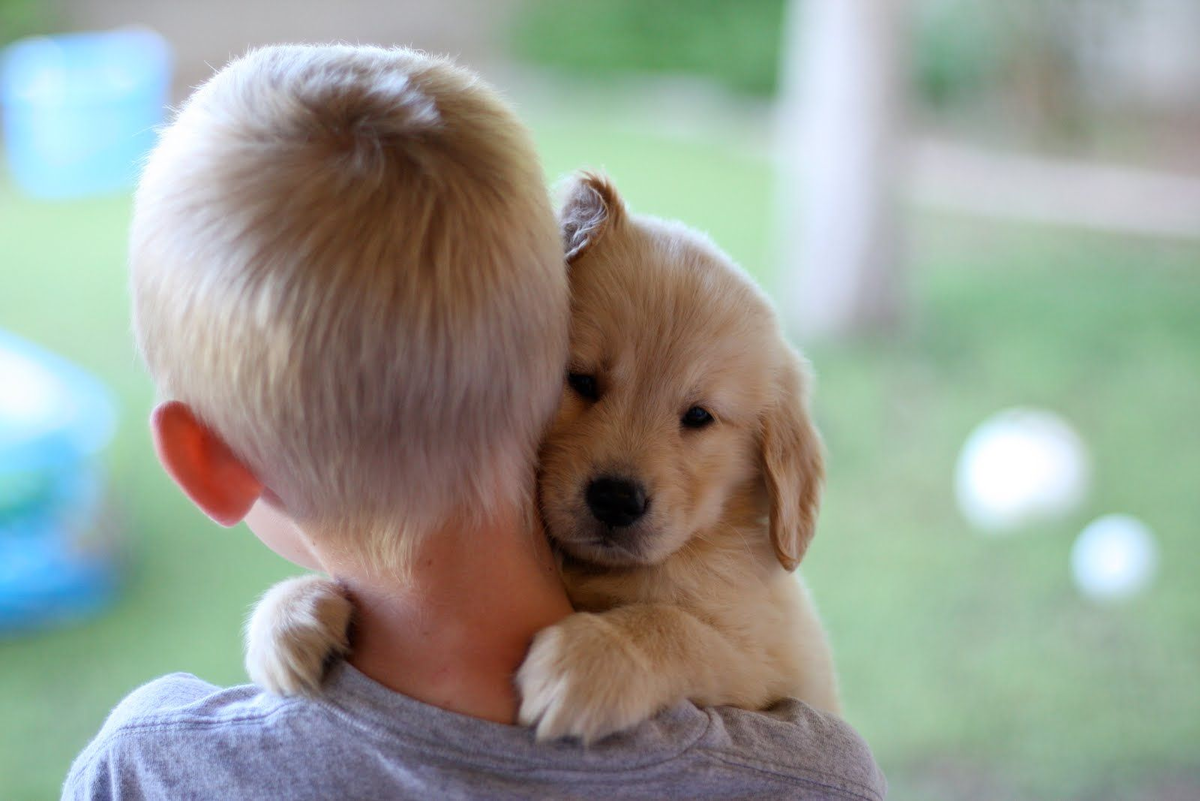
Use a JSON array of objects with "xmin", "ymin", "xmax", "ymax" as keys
[{"xmin": 131, "ymin": 44, "xmax": 567, "ymax": 571}]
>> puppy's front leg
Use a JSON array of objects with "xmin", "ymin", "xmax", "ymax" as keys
[
  {"xmin": 517, "ymin": 604, "xmax": 752, "ymax": 743},
  {"xmin": 245, "ymin": 574, "xmax": 353, "ymax": 696}
]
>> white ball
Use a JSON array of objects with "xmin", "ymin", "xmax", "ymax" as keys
[
  {"xmin": 955, "ymin": 408, "xmax": 1089, "ymax": 531},
  {"xmin": 1071, "ymin": 515, "xmax": 1158, "ymax": 602}
]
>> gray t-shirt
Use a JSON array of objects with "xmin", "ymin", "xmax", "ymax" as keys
[{"xmin": 64, "ymin": 661, "xmax": 886, "ymax": 800}]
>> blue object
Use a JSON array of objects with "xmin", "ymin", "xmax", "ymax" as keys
[
  {"xmin": 0, "ymin": 512, "xmax": 121, "ymax": 634},
  {"xmin": 0, "ymin": 330, "xmax": 116, "ymax": 509},
  {"xmin": 0, "ymin": 27, "xmax": 172, "ymax": 198},
  {"xmin": 0, "ymin": 330, "xmax": 122, "ymax": 635}
]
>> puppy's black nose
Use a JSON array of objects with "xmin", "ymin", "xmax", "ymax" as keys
[{"xmin": 586, "ymin": 477, "xmax": 648, "ymax": 528}]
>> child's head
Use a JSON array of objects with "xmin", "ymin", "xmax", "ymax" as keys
[{"xmin": 131, "ymin": 45, "xmax": 567, "ymax": 572}]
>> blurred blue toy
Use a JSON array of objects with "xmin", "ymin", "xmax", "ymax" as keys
[
  {"xmin": 0, "ymin": 27, "xmax": 172, "ymax": 198},
  {"xmin": 0, "ymin": 330, "xmax": 121, "ymax": 635}
]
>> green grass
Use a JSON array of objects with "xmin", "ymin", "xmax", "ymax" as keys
[
  {"xmin": 2, "ymin": 117, "xmax": 1199, "ymax": 800},
  {"xmin": 511, "ymin": 0, "xmax": 787, "ymax": 96}
]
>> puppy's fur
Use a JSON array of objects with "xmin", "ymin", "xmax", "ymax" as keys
[{"xmin": 246, "ymin": 173, "xmax": 839, "ymax": 742}]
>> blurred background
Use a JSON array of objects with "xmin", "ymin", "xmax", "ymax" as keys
[{"xmin": 2, "ymin": 1, "xmax": 1198, "ymax": 798}]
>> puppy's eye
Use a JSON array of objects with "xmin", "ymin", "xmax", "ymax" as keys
[
  {"xmin": 681, "ymin": 406, "xmax": 714, "ymax": 429},
  {"xmin": 567, "ymin": 372, "xmax": 600, "ymax": 401}
]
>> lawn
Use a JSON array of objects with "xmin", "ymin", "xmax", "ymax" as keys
[{"xmin": 2, "ymin": 114, "xmax": 1198, "ymax": 800}]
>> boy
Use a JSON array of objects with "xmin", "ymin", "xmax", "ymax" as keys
[{"xmin": 65, "ymin": 44, "xmax": 885, "ymax": 799}]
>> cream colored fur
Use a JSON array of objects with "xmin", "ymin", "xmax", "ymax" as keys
[
  {"xmin": 246, "ymin": 172, "xmax": 839, "ymax": 742},
  {"xmin": 245, "ymin": 575, "xmax": 353, "ymax": 697}
]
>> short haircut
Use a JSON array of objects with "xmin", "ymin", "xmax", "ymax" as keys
[{"xmin": 131, "ymin": 44, "xmax": 568, "ymax": 571}]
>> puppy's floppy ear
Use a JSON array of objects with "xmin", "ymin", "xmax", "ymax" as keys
[
  {"xmin": 762, "ymin": 354, "xmax": 825, "ymax": 572},
  {"xmin": 560, "ymin": 171, "xmax": 624, "ymax": 264}
]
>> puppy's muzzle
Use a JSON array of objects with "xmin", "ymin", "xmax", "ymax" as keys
[{"xmin": 585, "ymin": 476, "xmax": 648, "ymax": 528}]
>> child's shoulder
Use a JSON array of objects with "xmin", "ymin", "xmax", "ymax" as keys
[
  {"xmin": 695, "ymin": 701, "xmax": 888, "ymax": 801},
  {"xmin": 63, "ymin": 673, "xmax": 301, "ymax": 799},
  {"xmin": 105, "ymin": 673, "xmax": 225, "ymax": 721},
  {"xmin": 97, "ymin": 673, "xmax": 272, "ymax": 732}
]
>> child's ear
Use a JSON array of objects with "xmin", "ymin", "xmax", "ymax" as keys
[
  {"xmin": 560, "ymin": 171, "xmax": 624, "ymax": 264},
  {"xmin": 150, "ymin": 401, "xmax": 263, "ymax": 527}
]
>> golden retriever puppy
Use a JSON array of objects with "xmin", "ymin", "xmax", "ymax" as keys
[
  {"xmin": 245, "ymin": 172, "xmax": 839, "ymax": 742},
  {"xmin": 514, "ymin": 173, "xmax": 838, "ymax": 741}
]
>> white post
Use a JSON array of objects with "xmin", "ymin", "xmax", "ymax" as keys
[{"xmin": 777, "ymin": 0, "xmax": 907, "ymax": 339}]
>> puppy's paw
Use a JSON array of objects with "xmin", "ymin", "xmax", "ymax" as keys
[
  {"xmin": 245, "ymin": 575, "xmax": 353, "ymax": 697},
  {"xmin": 516, "ymin": 612, "xmax": 668, "ymax": 744}
]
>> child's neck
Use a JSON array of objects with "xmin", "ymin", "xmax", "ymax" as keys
[{"xmin": 331, "ymin": 511, "xmax": 572, "ymax": 725}]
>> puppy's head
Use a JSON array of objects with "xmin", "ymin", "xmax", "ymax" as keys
[{"xmin": 539, "ymin": 172, "xmax": 823, "ymax": 571}]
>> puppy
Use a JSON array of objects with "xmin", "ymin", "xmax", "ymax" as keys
[{"xmin": 245, "ymin": 173, "xmax": 840, "ymax": 742}]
